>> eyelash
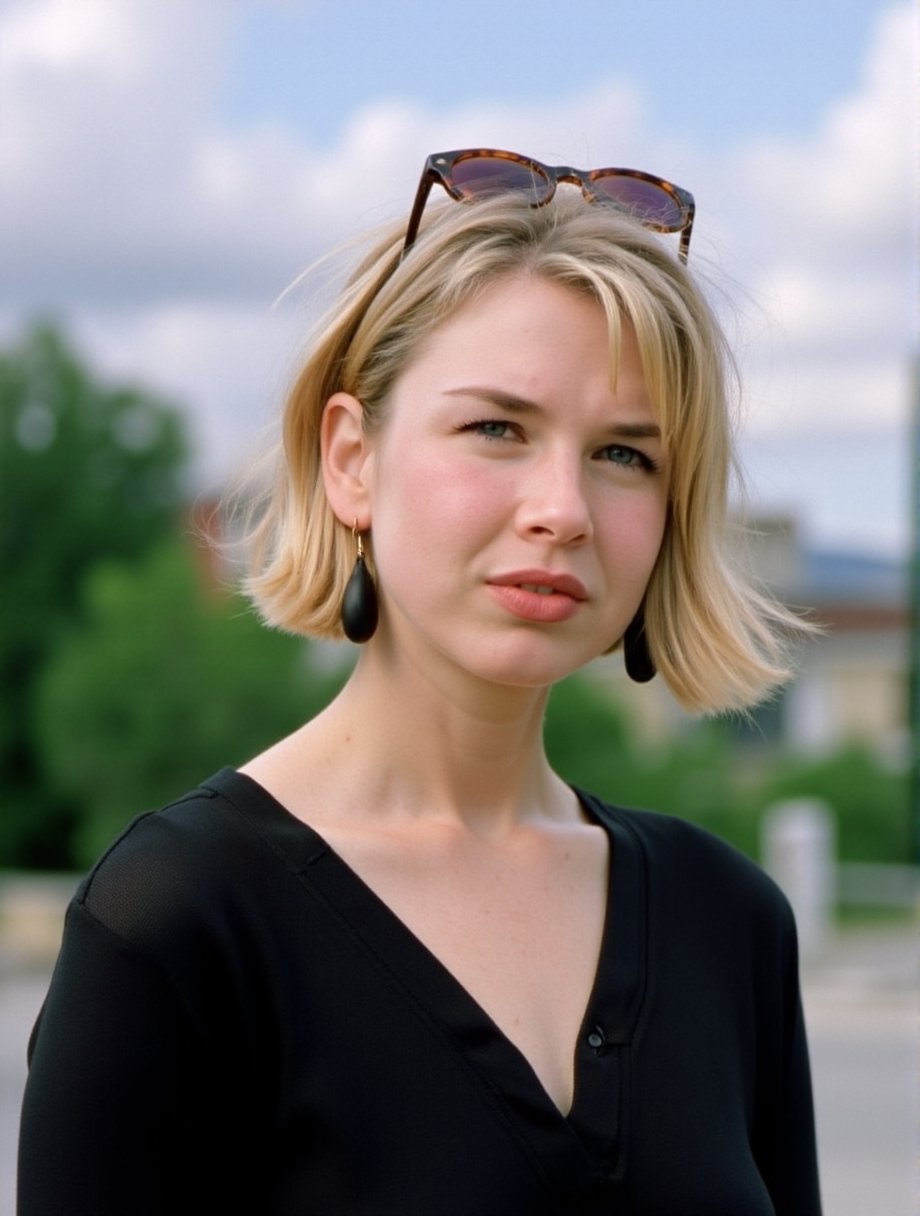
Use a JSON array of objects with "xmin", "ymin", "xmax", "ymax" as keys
[
  {"xmin": 600, "ymin": 444, "xmax": 660, "ymax": 474},
  {"xmin": 462, "ymin": 419, "xmax": 515, "ymax": 442},
  {"xmin": 458, "ymin": 419, "xmax": 660, "ymax": 474}
]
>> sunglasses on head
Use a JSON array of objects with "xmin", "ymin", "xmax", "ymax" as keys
[{"xmin": 403, "ymin": 148, "xmax": 696, "ymax": 263}]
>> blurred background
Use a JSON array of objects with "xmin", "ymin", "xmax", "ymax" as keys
[{"xmin": 1, "ymin": 1, "xmax": 917, "ymax": 1212}]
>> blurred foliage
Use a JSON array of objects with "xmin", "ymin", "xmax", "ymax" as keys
[
  {"xmin": 1, "ymin": 323, "xmax": 189, "ymax": 865},
  {"xmin": 545, "ymin": 677, "xmax": 757, "ymax": 857},
  {"xmin": 546, "ymin": 676, "xmax": 910, "ymax": 868},
  {"xmin": 34, "ymin": 542, "xmax": 346, "ymax": 868},
  {"xmin": 747, "ymin": 743, "xmax": 911, "ymax": 865}
]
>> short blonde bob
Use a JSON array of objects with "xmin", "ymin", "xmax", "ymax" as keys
[{"xmin": 244, "ymin": 191, "xmax": 806, "ymax": 715}]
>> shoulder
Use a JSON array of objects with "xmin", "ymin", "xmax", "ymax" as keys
[
  {"xmin": 581, "ymin": 790, "xmax": 793, "ymax": 931},
  {"xmin": 75, "ymin": 768, "xmax": 317, "ymax": 953},
  {"xmin": 81, "ymin": 774, "xmax": 241, "ymax": 906}
]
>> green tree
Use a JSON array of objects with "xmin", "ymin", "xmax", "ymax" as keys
[
  {"xmin": 1, "ymin": 323, "xmax": 189, "ymax": 866},
  {"xmin": 546, "ymin": 673, "xmax": 910, "ymax": 870},
  {"xmin": 546, "ymin": 675, "xmax": 765, "ymax": 856},
  {"xmin": 34, "ymin": 542, "xmax": 347, "ymax": 869},
  {"xmin": 544, "ymin": 674, "xmax": 637, "ymax": 797},
  {"xmin": 751, "ymin": 743, "xmax": 911, "ymax": 865}
]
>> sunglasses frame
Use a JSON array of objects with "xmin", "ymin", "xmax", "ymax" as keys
[{"xmin": 403, "ymin": 148, "xmax": 696, "ymax": 263}]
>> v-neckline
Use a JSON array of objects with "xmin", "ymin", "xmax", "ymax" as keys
[{"xmin": 210, "ymin": 767, "xmax": 647, "ymax": 1177}]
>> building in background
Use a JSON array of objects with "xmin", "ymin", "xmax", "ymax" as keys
[{"xmin": 596, "ymin": 516, "xmax": 909, "ymax": 761}]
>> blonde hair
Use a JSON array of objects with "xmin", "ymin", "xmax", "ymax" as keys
[{"xmin": 244, "ymin": 191, "xmax": 808, "ymax": 714}]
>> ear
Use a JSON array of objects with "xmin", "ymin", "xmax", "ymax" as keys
[{"xmin": 320, "ymin": 392, "xmax": 374, "ymax": 528}]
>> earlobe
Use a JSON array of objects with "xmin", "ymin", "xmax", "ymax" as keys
[{"xmin": 321, "ymin": 392, "xmax": 373, "ymax": 527}]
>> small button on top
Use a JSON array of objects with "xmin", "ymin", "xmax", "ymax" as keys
[{"xmin": 586, "ymin": 1027, "xmax": 605, "ymax": 1050}]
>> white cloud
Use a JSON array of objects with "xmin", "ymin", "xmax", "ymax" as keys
[
  {"xmin": 0, "ymin": 4, "xmax": 661, "ymax": 307},
  {"xmin": 1, "ymin": 0, "xmax": 146, "ymax": 77},
  {"xmin": 0, "ymin": 0, "xmax": 913, "ymax": 555},
  {"xmin": 0, "ymin": 0, "xmax": 237, "ymax": 302},
  {"xmin": 744, "ymin": 4, "xmax": 915, "ymax": 255},
  {"xmin": 729, "ymin": 3, "xmax": 917, "ymax": 440}
]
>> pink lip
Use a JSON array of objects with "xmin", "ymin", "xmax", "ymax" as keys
[
  {"xmin": 486, "ymin": 569, "xmax": 588, "ymax": 624},
  {"xmin": 488, "ymin": 569, "xmax": 588, "ymax": 599}
]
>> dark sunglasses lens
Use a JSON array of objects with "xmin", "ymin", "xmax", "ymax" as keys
[
  {"xmin": 449, "ymin": 156, "xmax": 552, "ymax": 203},
  {"xmin": 591, "ymin": 175, "xmax": 684, "ymax": 230}
]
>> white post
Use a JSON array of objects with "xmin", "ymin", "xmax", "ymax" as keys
[{"xmin": 761, "ymin": 799, "xmax": 835, "ymax": 958}]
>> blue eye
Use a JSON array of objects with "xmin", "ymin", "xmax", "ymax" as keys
[
  {"xmin": 603, "ymin": 445, "xmax": 637, "ymax": 464},
  {"xmin": 476, "ymin": 420, "xmax": 510, "ymax": 439},
  {"xmin": 598, "ymin": 444, "xmax": 656, "ymax": 472},
  {"xmin": 459, "ymin": 419, "xmax": 514, "ymax": 441}
]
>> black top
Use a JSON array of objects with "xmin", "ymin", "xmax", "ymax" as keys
[{"xmin": 19, "ymin": 768, "xmax": 821, "ymax": 1215}]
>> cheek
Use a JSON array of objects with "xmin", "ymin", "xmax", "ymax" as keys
[
  {"xmin": 380, "ymin": 448, "xmax": 509, "ymax": 532},
  {"xmin": 599, "ymin": 494, "xmax": 668, "ymax": 581},
  {"xmin": 369, "ymin": 446, "xmax": 512, "ymax": 580}
]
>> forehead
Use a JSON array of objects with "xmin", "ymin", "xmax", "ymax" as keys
[
  {"xmin": 405, "ymin": 274, "xmax": 614, "ymax": 374},
  {"xmin": 392, "ymin": 272, "xmax": 652, "ymax": 413}
]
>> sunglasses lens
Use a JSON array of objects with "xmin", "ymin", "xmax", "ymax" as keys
[
  {"xmin": 449, "ymin": 156, "xmax": 552, "ymax": 204},
  {"xmin": 591, "ymin": 174, "xmax": 685, "ymax": 231}
]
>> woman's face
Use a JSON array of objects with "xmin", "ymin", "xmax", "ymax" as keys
[{"xmin": 364, "ymin": 273, "xmax": 669, "ymax": 690}]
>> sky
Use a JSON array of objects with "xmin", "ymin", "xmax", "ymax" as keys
[{"xmin": 1, "ymin": 0, "xmax": 916, "ymax": 559}]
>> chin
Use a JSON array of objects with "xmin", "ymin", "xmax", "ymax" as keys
[{"xmin": 459, "ymin": 637, "xmax": 606, "ymax": 691}]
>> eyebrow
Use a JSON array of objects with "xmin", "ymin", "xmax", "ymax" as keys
[{"xmin": 443, "ymin": 386, "xmax": 662, "ymax": 440}]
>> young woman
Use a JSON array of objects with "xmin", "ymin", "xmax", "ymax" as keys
[{"xmin": 19, "ymin": 151, "xmax": 822, "ymax": 1215}]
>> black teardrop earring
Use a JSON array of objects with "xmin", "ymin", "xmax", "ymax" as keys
[
  {"xmin": 341, "ymin": 523, "xmax": 378, "ymax": 643},
  {"xmin": 623, "ymin": 607, "xmax": 656, "ymax": 684}
]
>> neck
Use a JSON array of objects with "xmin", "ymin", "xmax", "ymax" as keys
[{"xmin": 306, "ymin": 641, "xmax": 573, "ymax": 833}]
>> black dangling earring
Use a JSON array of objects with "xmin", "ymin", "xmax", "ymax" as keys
[
  {"xmin": 341, "ymin": 522, "xmax": 378, "ymax": 643},
  {"xmin": 623, "ymin": 607, "xmax": 656, "ymax": 684}
]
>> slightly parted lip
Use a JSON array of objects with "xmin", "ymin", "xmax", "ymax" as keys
[{"xmin": 487, "ymin": 569, "xmax": 588, "ymax": 601}]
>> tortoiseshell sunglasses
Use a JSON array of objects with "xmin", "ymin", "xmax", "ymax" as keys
[{"xmin": 403, "ymin": 148, "xmax": 696, "ymax": 263}]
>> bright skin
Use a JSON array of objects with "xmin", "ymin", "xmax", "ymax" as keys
[
  {"xmin": 242, "ymin": 272, "xmax": 670, "ymax": 1115},
  {"xmin": 347, "ymin": 272, "xmax": 670, "ymax": 697}
]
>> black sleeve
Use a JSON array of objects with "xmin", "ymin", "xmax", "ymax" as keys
[
  {"xmin": 18, "ymin": 900, "xmax": 224, "ymax": 1215},
  {"xmin": 754, "ymin": 897, "xmax": 823, "ymax": 1215},
  {"xmin": 17, "ymin": 804, "xmax": 270, "ymax": 1216},
  {"xmin": 779, "ymin": 986, "xmax": 822, "ymax": 1215}
]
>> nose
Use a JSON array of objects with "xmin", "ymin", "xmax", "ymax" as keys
[{"xmin": 515, "ymin": 453, "xmax": 593, "ymax": 546}]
